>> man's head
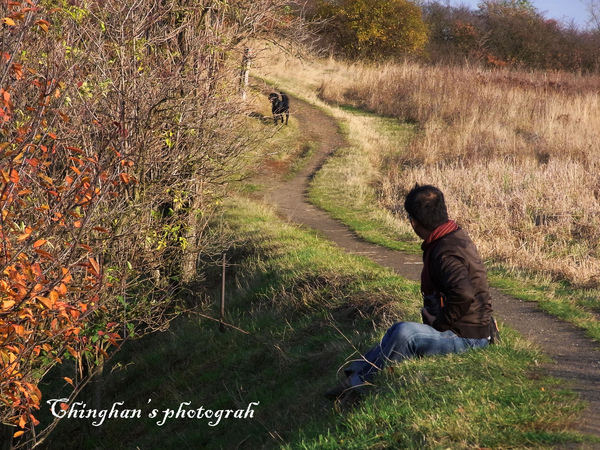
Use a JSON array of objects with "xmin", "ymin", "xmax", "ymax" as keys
[{"xmin": 404, "ymin": 184, "xmax": 449, "ymax": 231}]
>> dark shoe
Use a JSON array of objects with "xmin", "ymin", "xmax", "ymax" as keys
[
  {"xmin": 325, "ymin": 377, "xmax": 352, "ymax": 400},
  {"xmin": 336, "ymin": 388, "xmax": 362, "ymax": 410}
]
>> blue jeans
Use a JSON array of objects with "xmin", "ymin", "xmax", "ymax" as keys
[{"xmin": 345, "ymin": 322, "xmax": 489, "ymax": 389}]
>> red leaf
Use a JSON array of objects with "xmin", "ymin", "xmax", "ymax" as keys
[
  {"xmin": 35, "ymin": 20, "xmax": 49, "ymax": 32},
  {"xmin": 34, "ymin": 248, "xmax": 53, "ymax": 259},
  {"xmin": 9, "ymin": 169, "xmax": 19, "ymax": 183}
]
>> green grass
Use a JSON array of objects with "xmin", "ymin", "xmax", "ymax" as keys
[
  {"xmin": 488, "ymin": 265, "xmax": 600, "ymax": 342},
  {"xmin": 33, "ymin": 74, "xmax": 598, "ymax": 448},
  {"xmin": 287, "ymin": 340, "xmax": 586, "ymax": 449},
  {"xmin": 40, "ymin": 197, "xmax": 591, "ymax": 449},
  {"xmin": 307, "ymin": 117, "xmax": 420, "ymax": 254}
]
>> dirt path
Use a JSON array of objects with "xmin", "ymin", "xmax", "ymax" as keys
[{"xmin": 261, "ymin": 94, "xmax": 600, "ymax": 439}]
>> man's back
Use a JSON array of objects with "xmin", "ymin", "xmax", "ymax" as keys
[{"xmin": 428, "ymin": 228, "xmax": 492, "ymax": 339}]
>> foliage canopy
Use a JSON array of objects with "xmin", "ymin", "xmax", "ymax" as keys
[{"xmin": 317, "ymin": 0, "xmax": 429, "ymax": 59}]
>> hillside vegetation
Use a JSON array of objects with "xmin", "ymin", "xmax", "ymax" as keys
[
  {"xmin": 43, "ymin": 197, "xmax": 587, "ymax": 449},
  {"xmin": 254, "ymin": 45, "xmax": 600, "ymax": 342},
  {"xmin": 0, "ymin": 0, "xmax": 299, "ymax": 445}
]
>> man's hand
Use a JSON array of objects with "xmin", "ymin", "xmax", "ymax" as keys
[{"xmin": 421, "ymin": 307, "xmax": 435, "ymax": 326}]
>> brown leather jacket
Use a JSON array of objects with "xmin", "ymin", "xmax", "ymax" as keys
[{"xmin": 424, "ymin": 228, "xmax": 493, "ymax": 339}]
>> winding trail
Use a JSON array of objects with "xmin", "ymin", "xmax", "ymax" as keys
[{"xmin": 261, "ymin": 94, "xmax": 600, "ymax": 439}]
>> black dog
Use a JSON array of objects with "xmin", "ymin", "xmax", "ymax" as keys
[{"xmin": 268, "ymin": 92, "xmax": 289, "ymax": 125}]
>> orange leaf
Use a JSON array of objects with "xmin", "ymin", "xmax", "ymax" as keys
[
  {"xmin": 36, "ymin": 296, "xmax": 53, "ymax": 309},
  {"xmin": 64, "ymin": 377, "xmax": 74, "ymax": 386},
  {"xmin": 2, "ymin": 300, "xmax": 15, "ymax": 310},
  {"xmin": 1, "ymin": 17, "xmax": 16, "ymax": 26},
  {"xmin": 13, "ymin": 431, "xmax": 25, "ymax": 438},
  {"xmin": 89, "ymin": 257, "xmax": 100, "ymax": 275},
  {"xmin": 62, "ymin": 268, "xmax": 72, "ymax": 283},
  {"xmin": 17, "ymin": 233, "xmax": 31, "ymax": 243},
  {"xmin": 34, "ymin": 248, "xmax": 53, "ymax": 259},
  {"xmin": 65, "ymin": 346, "xmax": 78, "ymax": 358},
  {"xmin": 39, "ymin": 173, "xmax": 53, "ymax": 185},
  {"xmin": 33, "ymin": 239, "xmax": 47, "ymax": 248},
  {"xmin": 49, "ymin": 290, "xmax": 59, "ymax": 303},
  {"xmin": 56, "ymin": 283, "xmax": 67, "ymax": 295},
  {"xmin": 119, "ymin": 173, "xmax": 131, "ymax": 184}
]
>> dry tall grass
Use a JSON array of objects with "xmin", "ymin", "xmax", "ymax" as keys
[{"xmin": 255, "ymin": 48, "xmax": 600, "ymax": 287}]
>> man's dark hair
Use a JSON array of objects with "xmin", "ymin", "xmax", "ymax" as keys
[{"xmin": 404, "ymin": 184, "xmax": 449, "ymax": 231}]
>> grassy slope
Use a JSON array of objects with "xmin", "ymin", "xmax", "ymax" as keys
[{"xmin": 42, "ymin": 197, "xmax": 588, "ymax": 449}]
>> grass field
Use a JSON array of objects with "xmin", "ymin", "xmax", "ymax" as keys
[
  {"xmin": 252, "ymin": 43, "xmax": 600, "ymax": 343},
  {"xmin": 41, "ymin": 197, "xmax": 590, "ymax": 449},
  {"xmin": 35, "ymin": 46, "xmax": 599, "ymax": 449}
]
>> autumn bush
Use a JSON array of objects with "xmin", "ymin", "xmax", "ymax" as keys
[{"xmin": 1, "ymin": 0, "xmax": 299, "ymax": 446}]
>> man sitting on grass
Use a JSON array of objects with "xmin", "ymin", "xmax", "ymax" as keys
[{"xmin": 326, "ymin": 184, "xmax": 495, "ymax": 408}]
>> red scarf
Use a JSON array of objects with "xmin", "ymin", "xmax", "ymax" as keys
[{"xmin": 421, "ymin": 220, "xmax": 459, "ymax": 296}]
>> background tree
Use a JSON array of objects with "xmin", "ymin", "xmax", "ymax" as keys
[
  {"xmin": 316, "ymin": 0, "xmax": 429, "ymax": 59},
  {"xmin": 422, "ymin": 0, "xmax": 600, "ymax": 71}
]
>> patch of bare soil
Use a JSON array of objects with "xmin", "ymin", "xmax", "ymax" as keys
[{"xmin": 259, "ymin": 93, "xmax": 600, "ymax": 441}]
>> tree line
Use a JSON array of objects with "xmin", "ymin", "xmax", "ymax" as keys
[{"xmin": 314, "ymin": 0, "xmax": 600, "ymax": 72}]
